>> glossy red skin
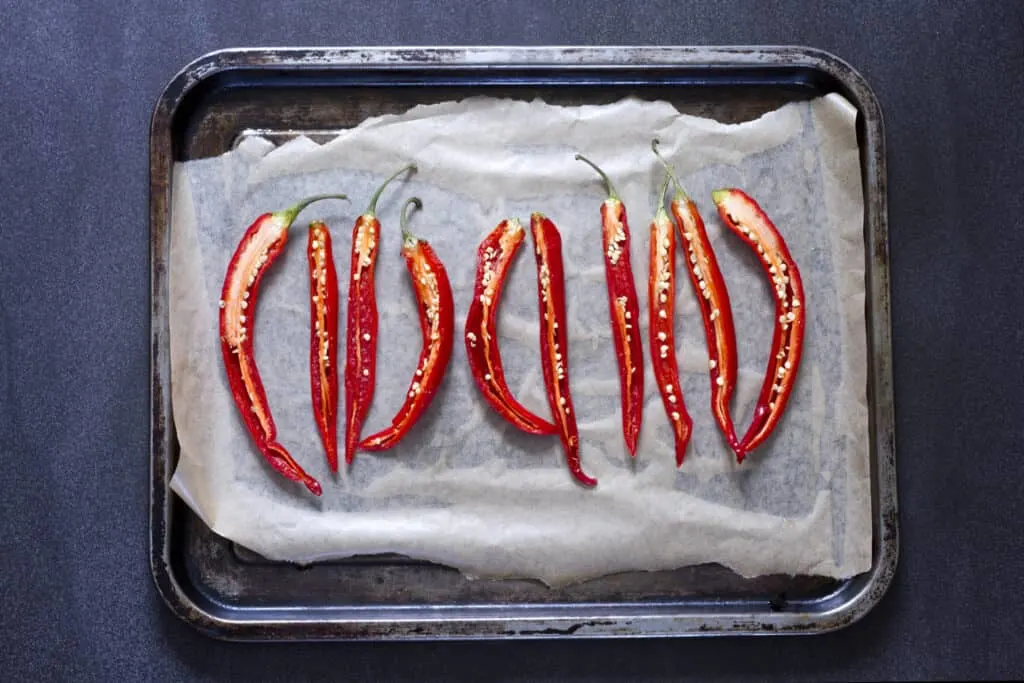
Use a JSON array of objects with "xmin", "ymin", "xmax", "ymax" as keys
[
  {"xmin": 714, "ymin": 189, "xmax": 806, "ymax": 456},
  {"xmin": 360, "ymin": 237, "xmax": 455, "ymax": 451},
  {"xmin": 599, "ymin": 200, "xmax": 644, "ymax": 456},
  {"xmin": 648, "ymin": 209, "xmax": 694, "ymax": 466},
  {"xmin": 531, "ymin": 213, "xmax": 597, "ymax": 487},
  {"xmin": 307, "ymin": 222, "xmax": 339, "ymax": 472},
  {"xmin": 465, "ymin": 220, "xmax": 558, "ymax": 436},
  {"xmin": 344, "ymin": 214, "xmax": 380, "ymax": 465},
  {"xmin": 220, "ymin": 212, "xmax": 322, "ymax": 496},
  {"xmin": 670, "ymin": 196, "xmax": 746, "ymax": 462}
]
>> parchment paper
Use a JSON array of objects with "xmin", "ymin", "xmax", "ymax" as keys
[{"xmin": 168, "ymin": 94, "xmax": 871, "ymax": 586}]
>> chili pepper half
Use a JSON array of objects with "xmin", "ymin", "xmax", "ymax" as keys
[
  {"xmin": 360, "ymin": 199, "xmax": 455, "ymax": 451},
  {"xmin": 712, "ymin": 189, "xmax": 806, "ymax": 457},
  {"xmin": 652, "ymin": 140, "xmax": 745, "ymax": 462},
  {"xmin": 219, "ymin": 193, "xmax": 347, "ymax": 496},
  {"xmin": 307, "ymin": 221, "xmax": 340, "ymax": 471},
  {"xmin": 531, "ymin": 212, "xmax": 597, "ymax": 487},
  {"xmin": 344, "ymin": 164, "xmax": 416, "ymax": 466},
  {"xmin": 575, "ymin": 154, "xmax": 644, "ymax": 457},
  {"xmin": 465, "ymin": 219, "xmax": 558, "ymax": 436},
  {"xmin": 648, "ymin": 175, "xmax": 694, "ymax": 466}
]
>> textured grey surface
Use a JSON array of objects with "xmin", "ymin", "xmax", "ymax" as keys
[{"xmin": 1, "ymin": 0, "xmax": 1022, "ymax": 680}]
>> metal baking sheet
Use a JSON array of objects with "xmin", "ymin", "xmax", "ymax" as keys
[{"xmin": 150, "ymin": 46, "xmax": 898, "ymax": 640}]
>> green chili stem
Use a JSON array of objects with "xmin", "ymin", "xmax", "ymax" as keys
[
  {"xmin": 400, "ymin": 197, "xmax": 423, "ymax": 243},
  {"xmin": 366, "ymin": 164, "xmax": 417, "ymax": 217},
  {"xmin": 651, "ymin": 139, "xmax": 689, "ymax": 202},
  {"xmin": 656, "ymin": 173, "xmax": 671, "ymax": 215},
  {"xmin": 574, "ymin": 153, "xmax": 620, "ymax": 201},
  {"xmin": 275, "ymin": 194, "xmax": 348, "ymax": 225}
]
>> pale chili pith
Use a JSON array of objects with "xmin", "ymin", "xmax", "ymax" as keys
[
  {"xmin": 307, "ymin": 220, "xmax": 340, "ymax": 471},
  {"xmin": 648, "ymin": 175, "xmax": 694, "ymax": 465},
  {"xmin": 712, "ymin": 189, "xmax": 806, "ymax": 457},
  {"xmin": 344, "ymin": 164, "xmax": 416, "ymax": 465},
  {"xmin": 465, "ymin": 218, "xmax": 558, "ymax": 436},
  {"xmin": 219, "ymin": 193, "xmax": 347, "ymax": 496},
  {"xmin": 575, "ymin": 153, "xmax": 644, "ymax": 457},
  {"xmin": 531, "ymin": 212, "xmax": 597, "ymax": 487},
  {"xmin": 360, "ymin": 198, "xmax": 455, "ymax": 451},
  {"xmin": 653, "ymin": 140, "xmax": 745, "ymax": 462}
]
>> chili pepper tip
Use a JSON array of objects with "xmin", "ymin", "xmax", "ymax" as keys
[
  {"xmin": 571, "ymin": 467, "xmax": 598, "ymax": 488},
  {"xmin": 574, "ymin": 153, "xmax": 620, "ymax": 201}
]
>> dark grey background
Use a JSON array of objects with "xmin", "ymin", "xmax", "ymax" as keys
[{"xmin": 1, "ymin": 0, "xmax": 1022, "ymax": 680}]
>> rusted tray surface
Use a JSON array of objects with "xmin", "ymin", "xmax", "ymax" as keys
[{"xmin": 150, "ymin": 46, "xmax": 897, "ymax": 640}]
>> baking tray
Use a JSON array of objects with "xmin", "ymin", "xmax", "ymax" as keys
[{"xmin": 150, "ymin": 46, "xmax": 897, "ymax": 640}]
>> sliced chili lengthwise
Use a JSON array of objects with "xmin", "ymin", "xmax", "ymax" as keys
[
  {"xmin": 360, "ymin": 199, "xmax": 455, "ymax": 451},
  {"xmin": 307, "ymin": 220, "xmax": 340, "ymax": 471},
  {"xmin": 344, "ymin": 164, "xmax": 416, "ymax": 466},
  {"xmin": 648, "ymin": 177, "xmax": 694, "ymax": 466},
  {"xmin": 531, "ymin": 212, "xmax": 597, "ymax": 487},
  {"xmin": 465, "ymin": 218, "xmax": 558, "ymax": 436},
  {"xmin": 575, "ymin": 154, "xmax": 644, "ymax": 457},
  {"xmin": 653, "ymin": 141, "xmax": 745, "ymax": 462},
  {"xmin": 219, "ymin": 193, "xmax": 348, "ymax": 496},
  {"xmin": 713, "ymin": 189, "xmax": 806, "ymax": 457}
]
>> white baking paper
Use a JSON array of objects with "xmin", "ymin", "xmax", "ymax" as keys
[{"xmin": 168, "ymin": 94, "xmax": 871, "ymax": 586}]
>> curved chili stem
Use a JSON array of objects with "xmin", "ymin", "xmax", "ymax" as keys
[
  {"xmin": 365, "ymin": 164, "xmax": 417, "ymax": 217},
  {"xmin": 575, "ymin": 152, "xmax": 644, "ymax": 456},
  {"xmin": 400, "ymin": 196, "xmax": 423, "ymax": 244},
  {"xmin": 277, "ymin": 193, "xmax": 349, "ymax": 224},
  {"xmin": 648, "ymin": 173, "xmax": 693, "ymax": 465},
  {"xmin": 651, "ymin": 139, "xmax": 689, "ymax": 201},
  {"xmin": 360, "ymin": 198, "xmax": 456, "ymax": 451},
  {"xmin": 343, "ymin": 167, "xmax": 414, "ymax": 465},
  {"xmin": 574, "ymin": 153, "xmax": 620, "ymax": 201},
  {"xmin": 652, "ymin": 140, "xmax": 745, "ymax": 462},
  {"xmin": 465, "ymin": 219, "xmax": 559, "ymax": 435},
  {"xmin": 531, "ymin": 212, "xmax": 597, "ymax": 487},
  {"xmin": 308, "ymin": 221, "xmax": 339, "ymax": 471},
  {"xmin": 656, "ymin": 173, "xmax": 671, "ymax": 208},
  {"xmin": 219, "ymin": 193, "xmax": 348, "ymax": 496},
  {"xmin": 712, "ymin": 189, "xmax": 805, "ymax": 457}
]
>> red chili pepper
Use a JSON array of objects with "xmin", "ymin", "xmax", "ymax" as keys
[
  {"xmin": 575, "ymin": 154, "xmax": 644, "ymax": 457},
  {"xmin": 712, "ymin": 189, "xmax": 806, "ymax": 457},
  {"xmin": 360, "ymin": 198, "xmax": 455, "ymax": 451},
  {"xmin": 344, "ymin": 164, "xmax": 416, "ymax": 466},
  {"xmin": 219, "ymin": 194, "xmax": 347, "ymax": 496},
  {"xmin": 465, "ymin": 218, "xmax": 558, "ymax": 436},
  {"xmin": 648, "ymin": 175, "xmax": 694, "ymax": 466},
  {"xmin": 530, "ymin": 212, "xmax": 597, "ymax": 487},
  {"xmin": 653, "ymin": 141, "xmax": 745, "ymax": 462},
  {"xmin": 307, "ymin": 221, "xmax": 340, "ymax": 471}
]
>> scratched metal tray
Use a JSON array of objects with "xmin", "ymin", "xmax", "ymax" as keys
[{"xmin": 150, "ymin": 46, "xmax": 897, "ymax": 640}]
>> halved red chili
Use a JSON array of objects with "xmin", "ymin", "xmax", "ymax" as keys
[
  {"xmin": 575, "ymin": 154, "xmax": 644, "ymax": 457},
  {"xmin": 653, "ymin": 140, "xmax": 745, "ymax": 462},
  {"xmin": 360, "ymin": 198, "xmax": 455, "ymax": 451},
  {"xmin": 648, "ymin": 176, "xmax": 694, "ymax": 465},
  {"xmin": 531, "ymin": 212, "xmax": 597, "ymax": 487},
  {"xmin": 712, "ymin": 189, "xmax": 806, "ymax": 456},
  {"xmin": 219, "ymin": 194, "xmax": 347, "ymax": 496},
  {"xmin": 344, "ymin": 164, "xmax": 416, "ymax": 465},
  {"xmin": 307, "ymin": 220, "xmax": 339, "ymax": 471},
  {"xmin": 465, "ymin": 218, "xmax": 558, "ymax": 436}
]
